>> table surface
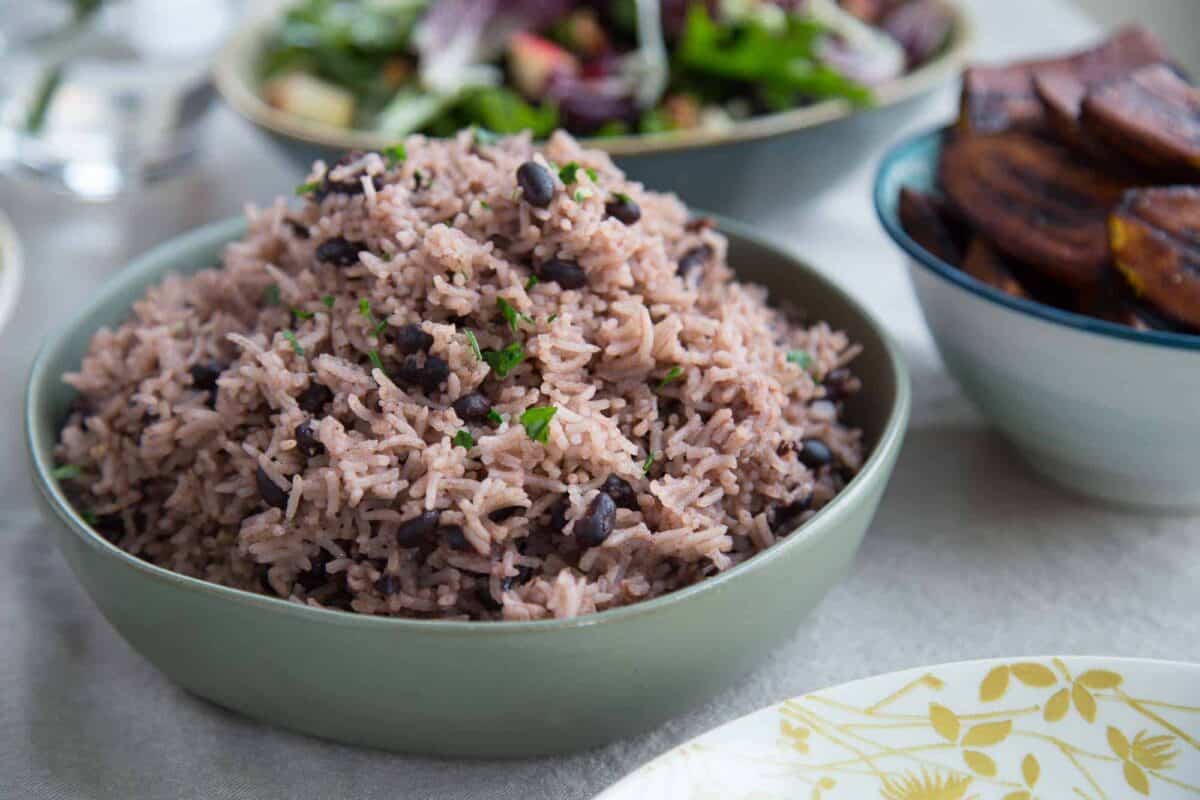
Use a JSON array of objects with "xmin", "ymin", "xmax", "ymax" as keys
[{"xmin": 4, "ymin": 2, "xmax": 1198, "ymax": 798}]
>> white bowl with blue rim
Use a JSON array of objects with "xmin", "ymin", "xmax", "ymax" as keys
[
  {"xmin": 0, "ymin": 209, "xmax": 24, "ymax": 336},
  {"xmin": 876, "ymin": 127, "xmax": 1200, "ymax": 513}
]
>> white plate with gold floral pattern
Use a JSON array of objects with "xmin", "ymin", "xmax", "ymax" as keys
[{"xmin": 597, "ymin": 657, "xmax": 1200, "ymax": 800}]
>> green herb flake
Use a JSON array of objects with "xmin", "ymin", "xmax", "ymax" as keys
[
  {"xmin": 585, "ymin": 167, "xmax": 598, "ymax": 182},
  {"xmin": 642, "ymin": 453, "xmax": 656, "ymax": 475},
  {"xmin": 81, "ymin": 511, "xmax": 97, "ymax": 525},
  {"xmin": 486, "ymin": 409, "xmax": 504, "ymax": 425},
  {"xmin": 558, "ymin": 161, "xmax": 582, "ymax": 184},
  {"xmin": 481, "ymin": 342, "xmax": 525, "ymax": 378},
  {"xmin": 263, "ymin": 284, "xmax": 281, "ymax": 306},
  {"xmin": 367, "ymin": 349, "xmax": 384, "ymax": 372},
  {"xmin": 656, "ymin": 366, "xmax": 684, "ymax": 390},
  {"xmin": 295, "ymin": 179, "xmax": 320, "ymax": 196},
  {"xmin": 52, "ymin": 464, "xmax": 82, "ymax": 481},
  {"xmin": 479, "ymin": 200, "xmax": 491, "ymax": 211},
  {"xmin": 574, "ymin": 188, "xmax": 593, "ymax": 202},
  {"xmin": 465, "ymin": 329, "xmax": 483, "ymax": 361},
  {"xmin": 473, "ymin": 127, "xmax": 501, "ymax": 146},
  {"xmin": 321, "ymin": 295, "xmax": 335, "ymax": 309},
  {"xmin": 452, "ymin": 429, "xmax": 476, "ymax": 449},
  {"xmin": 519, "ymin": 406, "xmax": 557, "ymax": 444},
  {"xmin": 382, "ymin": 143, "xmax": 406, "ymax": 166},
  {"xmin": 787, "ymin": 350, "xmax": 813, "ymax": 371},
  {"xmin": 496, "ymin": 297, "xmax": 532, "ymax": 333},
  {"xmin": 525, "ymin": 274, "xmax": 540, "ymax": 291},
  {"xmin": 282, "ymin": 330, "xmax": 305, "ymax": 356},
  {"xmin": 292, "ymin": 307, "xmax": 315, "ymax": 321},
  {"xmin": 547, "ymin": 313, "xmax": 559, "ymax": 323},
  {"xmin": 612, "ymin": 191, "xmax": 633, "ymax": 205}
]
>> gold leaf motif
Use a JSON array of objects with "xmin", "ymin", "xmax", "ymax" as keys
[
  {"xmin": 1108, "ymin": 727, "xmax": 1131, "ymax": 760},
  {"xmin": 1002, "ymin": 793, "xmax": 1031, "ymax": 800},
  {"xmin": 929, "ymin": 703, "xmax": 961, "ymax": 743},
  {"xmin": 1124, "ymin": 761, "xmax": 1150, "ymax": 796},
  {"xmin": 780, "ymin": 719, "xmax": 811, "ymax": 753},
  {"xmin": 1044, "ymin": 688, "xmax": 1070, "ymax": 722},
  {"xmin": 1078, "ymin": 669, "xmax": 1123, "ymax": 690},
  {"xmin": 1132, "ymin": 731, "xmax": 1179, "ymax": 771},
  {"xmin": 1011, "ymin": 663, "xmax": 1057, "ymax": 687},
  {"xmin": 1022, "ymin": 754, "xmax": 1040, "ymax": 788},
  {"xmin": 963, "ymin": 750, "xmax": 998, "ymax": 777},
  {"xmin": 980, "ymin": 666, "xmax": 1010, "ymax": 702},
  {"xmin": 818, "ymin": 777, "xmax": 836, "ymax": 789},
  {"xmin": 880, "ymin": 769, "xmax": 973, "ymax": 800},
  {"xmin": 1072, "ymin": 681, "xmax": 1097, "ymax": 723},
  {"xmin": 962, "ymin": 720, "xmax": 1013, "ymax": 747}
]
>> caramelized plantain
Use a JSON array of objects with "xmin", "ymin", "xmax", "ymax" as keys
[
  {"xmin": 1032, "ymin": 26, "xmax": 1165, "ymax": 160},
  {"xmin": 898, "ymin": 187, "xmax": 967, "ymax": 264},
  {"xmin": 939, "ymin": 132, "xmax": 1132, "ymax": 288},
  {"xmin": 1082, "ymin": 64, "xmax": 1200, "ymax": 178},
  {"xmin": 1109, "ymin": 187, "xmax": 1200, "ymax": 328},
  {"xmin": 1072, "ymin": 267, "xmax": 1157, "ymax": 330},
  {"xmin": 961, "ymin": 238, "xmax": 1029, "ymax": 299},
  {"xmin": 959, "ymin": 63, "xmax": 1050, "ymax": 134}
]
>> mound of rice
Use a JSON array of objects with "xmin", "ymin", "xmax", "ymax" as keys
[{"xmin": 56, "ymin": 131, "xmax": 863, "ymax": 621}]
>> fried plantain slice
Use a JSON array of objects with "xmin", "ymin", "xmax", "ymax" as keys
[
  {"xmin": 1109, "ymin": 187, "xmax": 1200, "ymax": 328},
  {"xmin": 939, "ymin": 132, "xmax": 1132, "ymax": 288},
  {"xmin": 1072, "ymin": 266, "xmax": 1157, "ymax": 330},
  {"xmin": 1082, "ymin": 64, "xmax": 1200, "ymax": 178},
  {"xmin": 959, "ymin": 63, "xmax": 1050, "ymax": 134},
  {"xmin": 898, "ymin": 187, "xmax": 967, "ymax": 264},
  {"xmin": 1032, "ymin": 26, "xmax": 1166, "ymax": 160},
  {"xmin": 960, "ymin": 238, "xmax": 1029, "ymax": 299}
]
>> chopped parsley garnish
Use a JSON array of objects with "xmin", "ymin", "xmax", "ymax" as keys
[
  {"xmin": 787, "ymin": 350, "xmax": 814, "ymax": 371},
  {"xmin": 382, "ymin": 143, "xmax": 406, "ymax": 166},
  {"xmin": 525, "ymin": 274, "xmax": 540, "ymax": 290},
  {"xmin": 612, "ymin": 191, "xmax": 634, "ymax": 205},
  {"xmin": 292, "ymin": 307, "xmax": 314, "ymax": 321},
  {"xmin": 656, "ymin": 366, "xmax": 684, "ymax": 390},
  {"xmin": 558, "ymin": 161, "xmax": 583, "ymax": 184},
  {"xmin": 642, "ymin": 453, "xmax": 656, "ymax": 475},
  {"xmin": 520, "ymin": 406, "xmax": 557, "ymax": 443},
  {"xmin": 282, "ymin": 330, "xmax": 305, "ymax": 356},
  {"xmin": 479, "ymin": 200, "xmax": 491, "ymax": 211},
  {"xmin": 452, "ymin": 429, "xmax": 476, "ymax": 449},
  {"xmin": 413, "ymin": 169, "xmax": 425, "ymax": 190},
  {"xmin": 465, "ymin": 329, "xmax": 483, "ymax": 361},
  {"xmin": 473, "ymin": 127, "xmax": 501, "ymax": 145},
  {"xmin": 496, "ymin": 297, "xmax": 532, "ymax": 333},
  {"xmin": 321, "ymin": 295, "xmax": 335, "ymax": 309},
  {"xmin": 486, "ymin": 409, "xmax": 504, "ymax": 425},
  {"xmin": 574, "ymin": 188, "xmax": 593, "ymax": 202},
  {"xmin": 367, "ymin": 349, "xmax": 384, "ymax": 371},
  {"xmin": 586, "ymin": 167, "xmax": 598, "ymax": 182},
  {"xmin": 358, "ymin": 299, "xmax": 387, "ymax": 337},
  {"xmin": 295, "ymin": 179, "xmax": 320, "ymax": 196},
  {"xmin": 51, "ymin": 464, "xmax": 82, "ymax": 481},
  {"xmin": 263, "ymin": 284, "xmax": 281, "ymax": 306},
  {"xmin": 547, "ymin": 313, "xmax": 559, "ymax": 323},
  {"xmin": 81, "ymin": 511, "xmax": 97, "ymax": 525},
  {"xmin": 481, "ymin": 342, "xmax": 525, "ymax": 378}
]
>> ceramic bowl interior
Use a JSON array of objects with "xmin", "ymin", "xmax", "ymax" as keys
[{"xmin": 26, "ymin": 217, "xmax": 910, "ymax": 755}]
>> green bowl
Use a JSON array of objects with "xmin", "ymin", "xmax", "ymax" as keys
[
  {"xmin": 213, "ymin": 5, "xmax": 972, "ymax": 220},
  {"xmin": 26, "ymin": 217, "xmax": 910, "ymax": 756}
]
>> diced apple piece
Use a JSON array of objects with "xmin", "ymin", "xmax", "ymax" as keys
[
  {"xmin": 508, "ymin": 32, "xmax": 578, "ymax": 100},
  {"xmin": 262, "ymin": 73, "xmax": 356, "ymax": 128}
]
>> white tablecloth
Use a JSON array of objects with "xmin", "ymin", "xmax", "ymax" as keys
[{"xmin": 4, "ymin": 2, "xmax": 1198, "ymax": 797}]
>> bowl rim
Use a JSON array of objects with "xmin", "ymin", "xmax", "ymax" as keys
[
  {"xmin": 212, "ymin": 2, "xmax": 974, "ymax": 158},
  {"xmin": 0, "ymin": 208, "xmax": 25, "ymax": 337},
  {"xmin": 874, "ymin": 125, "xmax": 1200, "ymax": 352},
  {"xmin": 26, "ymin": 215, "xmax": 911, "ymax": 636}
]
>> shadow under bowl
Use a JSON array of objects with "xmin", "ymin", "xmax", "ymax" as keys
[
  {"xmin": 875, "ymin": 127, "xmax": 1200, "ymax": 513},
  {"xmin": 26, "ymin": 218, "xmax": 909, "ymax": 756},
  {"xmin": 213, "ymin": 6, "xmax": 972, "ymax": 221}
]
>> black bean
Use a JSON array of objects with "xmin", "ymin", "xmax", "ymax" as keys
[
  {"xmin": 256, "ymin": 466, "xmax": 289, "ymax": 510},
  {"xmin": 441, "ymin": 525, "xmax": 470, "ymax": 551},
  {"xmin": 677, "ymin": 245, "xmax": 713, "ymax": 278},
  {"xmin": 823, "ymin": 368, "xmax": 857, "ymax": 402},
  {"xmin": 394, "ymin": 354, "xmax": 450, "ymax": 393},
  {"xmin": 574, "ymin": 492, "xmax": 616, "ymax": 547},
  {"xmin": 375, "ymin": 573, "xmax": 402, "ymax": 596},
  {"xmin": 488, "ymin": 505, "xmax": 525, "ymax": 523},
  {"xmin": 770, "ymin": 495, "xmax": 812, "ymax": 533},
  {"xmin": 478, "ymin": 582, "xmax": 502, "ymax": 611},
  {"xmin": 600, "ymin": 474, "xmax": 638, "ymax": 510},
  {"xmin": 314, "ymin": 152, "xmax": 383, "ymax": 199},
  {"xmin": 517, "ymin": 161, "xmax": 555, "ymax": 207},
  {"xmin": 296, "ymin": 552, "xmax": 330, "ymax": 591},
  {"xmin": 798, "ymin": 439, "xmax": 834, "ymax": 469},
  {"xmin": 315, "ymin": 236, "xmax": 365, "ymax": 267},
  {"xmin": 697, "ymin": 557, "xmax": 720, "ymax": 578},
  {"xmin": 548, "ymin": 496, "xmax": 570, "ymax": 534},
  {"xmin": 393, "ymin": 323, "xmax": 433, "ymax": 355},
  {"xmin": 500, "ymin": 565, "xmax": 534, "ymax": 593},
  {"xmin": 535, "ymin": 258, "xmax": 588, "ymax": 290},
  {"xmin": 189, "ymin": 361, "xmax": 224, "ymax": 391},
  {"xmin": 452, "ymin": 392, "xmax": 492, "ymax": 423},
  {"xmin": 93, "ymin": 513, "xmax": 124, "ymax": 544},
  {"xmin": 396, "ymin": 510, "xmax": 441, "ymax": 547},
  {"xmin": 605, "ymin": 195, "xmax": 641, "ymax": 225},
  {"xmin": 297, "ymin": 381, "xmax": 334, "ymax": 413},
  {"xmin": 284, "ymin": 218, "xmax": 310, "ymax": 239},
  {"xmin": 255, "ymin": 563, "xmax": 275, "ymax": 594},
  {"xmin": 294, "ymin": 421, "xmax": 324, "ymax": 457}
]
